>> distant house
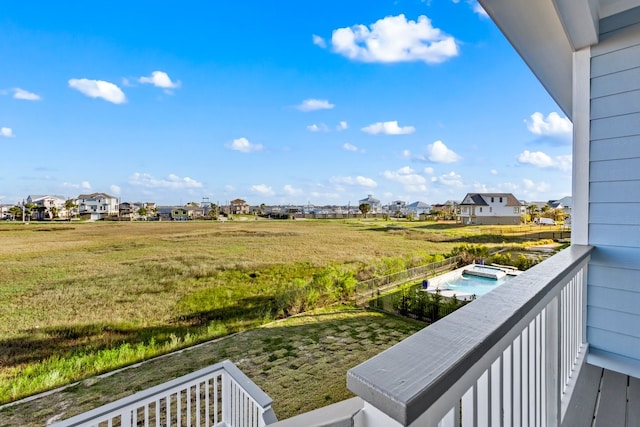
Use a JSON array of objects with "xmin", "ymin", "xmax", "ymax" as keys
[
  {"xmin": 118, "ymin": 202, "xmax": 138, "ymax": 220},
  {"xmin": 230, "ymin": 199, "xmax": 249, "ymax": 215},
  {"xmin": 548, "ymin": 196, "xmax": 572, "ymax": 216},
  {"xmin": 156, "ymin": 206, "xmax": 189, "ymax": 221},
  {"xmin": 358, "ymin": 195, "xmax": 381, "ymax": 214},
  {"xmin": 431, "ymin": 200, "xmax": 459, "ymax": 219},
  {"xmin": 77, "ymin": 193, "xmax": 119, "ymax": 219},
  {"xmin": 27, "ymin": 194, "xmax": 67, "ymax": 219},
  {"xmin": 388, "ymin": 200, "xmax": 406, "ymax": 215},
  {"xmin": 458, "ymin": 193, "xmax": 524, "ymax": 225},
  {"xmin": 406, "ymin": 201, "xmax": 431, "ymax": 216}
]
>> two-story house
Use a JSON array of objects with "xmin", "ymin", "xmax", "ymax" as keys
[
  {"xmin": 26, "ymin": 194, "xmax": 67, "ymax": 220},
  {"xmin": 77, "ymin": 193, "xmax": 119, "ymax": 219},
  {"xmin": 230, "ymin": 198, "xmax": 249, "ymax": 215},
  {"xmin": 358, "ymin": 194, "xmax": 381, "ymax": 214},
  {"xmin": 458, "ymin": 192, "xmax": 524, "ymax": 225}
]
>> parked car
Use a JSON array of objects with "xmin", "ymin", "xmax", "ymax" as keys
[{"xmin": 537, "ymin": 217, "xmax": 556, "ymax": 226}]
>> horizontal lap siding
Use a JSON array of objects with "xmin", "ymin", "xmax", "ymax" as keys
[{"xmin": 588, "ymin": 11, "xmax": 640, "ymax": 370}]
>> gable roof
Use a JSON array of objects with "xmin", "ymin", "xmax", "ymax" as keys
[
  {"xmin": 407, "ymin": 201, "xmax": 430, "ymax": 208},
  {"xmin": 460, "ymin": 193, "xmax": 523, "ymax": 207}
]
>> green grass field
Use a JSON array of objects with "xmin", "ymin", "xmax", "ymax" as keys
[{"xmin": 0, "ymin": 219, "xmax": 567, "ymax": 405}]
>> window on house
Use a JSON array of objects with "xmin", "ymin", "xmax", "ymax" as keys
[
  {"xmin": 500, "ymin": 197, "xmax": 503, "ymax": 203},
  {"xmin": 479, "ymin": 207, "xmax": 483, "ymax": 213},
  {"xmin": 490, "ymin": 207, "xmax": 493, "ymax": 213},
  {"xmin": 514, "ymin": 207, "xmax": 520, "ymax": 214},
  {"xmin": 491, "ymin": 197, "xmax": 494, "ymax": 203}
]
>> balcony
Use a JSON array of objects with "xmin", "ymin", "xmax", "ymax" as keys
[
  {"xmin": 271, "ymin": 244, "xmax": 637, "ymax": 426},
  {"xmin": 51, "ymin": 360, "xmax": 277, "ymax": 427}
]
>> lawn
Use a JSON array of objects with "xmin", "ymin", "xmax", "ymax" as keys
[{"xmin": 0, "ymin": 306, "xmax": 425, "ymax": 426}]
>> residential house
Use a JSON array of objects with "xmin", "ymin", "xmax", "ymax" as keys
[
  {"xmin": 156, "ymin": 206, "xmax": 189, "ymax": 221},
  {"xmin": 431, "ymin": 199, "xmax": 459, "ymax": 219},
  {"xmin": 549, "ymin": 195, "xmax": 573, "ymax": 216},
  {"xmin": 52, "ymin": 1, "xmax": 640, "ymax": 425},
  {"xmin": 388, "ymin": 200, "xmax": 406, "ymax": 215},
  {"xmin": 405, "ymin": 201, "xmax": 431, "ymax": 217},
  {"xmin": 0, "ymin": 204, "xmax": 12, "ymax": 219},
  {"xmin": 77, "ymin": 193, "xmax": 119, "ymax": 219},
  {"xmin": 26, "ymin": 194, "xmax": 67, "ymax": 219},
  {"xmin": 458, "ymin": 192, "xmax": 524, "ymax": 225},
  {"xmin": 230, "ymin": 198, "xmax": 250, "ymax": 215},
  {"xmin": 118, "ymin": 202, "xmax": 138, "ymax": 220},
  {"xmin": 358, "ymin": 194, "xmax": 381, "ymax": 214}
]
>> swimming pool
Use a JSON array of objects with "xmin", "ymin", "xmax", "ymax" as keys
[
  {"xmin": 425, "ymin": 264, "xmax": 516, "ymax": 300},
  {"xmin": 437, "ymin": 273, "xmax": 511, "ymax": 298}
]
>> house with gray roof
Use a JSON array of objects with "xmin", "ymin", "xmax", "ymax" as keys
[{"xmin": 458, "ymin": 192, "xmax": 524, "ymax": 225}]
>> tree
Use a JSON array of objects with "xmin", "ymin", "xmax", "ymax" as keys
[
  {"xmin": 137, "ymin": 206, "xmax": 148, "ymax": 218},
  {"xmin": 24, "ymin": 202, "xmax": 37, "ymax": 221},
  {"xmin": 406, "ymin": 212, "xmax": 414, "ymax": 222},
  {"xmin": 359, "ymin": 203, "xmax": 371, "ymax": 218},
  {"xmin": 50, "ymin": 206, "xmax": 59, "ymax": 219},
  {"xmin": 208, "ymin": 204, "xmax": 219, "ymax": 219},
  {"xmin": 64, "ymin": 199, "xmax": 77, "ymax": 220},
  {"xmin": 8, "ymin": 205, "xmax": 22, "ymax": 220}
]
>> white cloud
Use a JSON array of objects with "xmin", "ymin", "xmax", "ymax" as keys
[
  {"xmin": 283, "ymin": 184, "xmax": 303, "ymax": 196},
  {"xmin": 427, "ymin": 140, "xmax": 461, "ymax": 163},
  {"xmin": 251, "ymin": 184, "xmax": 274, "ymax": 196},
  {"xmin": 307, "ymin": 123, "xmax": 329, "ymax": 132},
  {"xmin": 517, "ymin": 150, "xmax": 572, "ymax": 172},
  {"xmin": 424, "ymin": 167, "xmax": 434, "ymax": 175},
  {"xmin": 490, "ymin": 169, "xmax": 498, "ymax": 175},
  {"xmin": 12, "ymin": 88, "xmax": 41, "ymax": 101},
  {"xmin": 129, "ymin": 173, "xmax": 203, "ymax": 189},
  {"xmin": 432, "ymin": 171, "xmax": 464, "ymax": 187},
  {"xmin": 343, "ymin": 143, "xmax": 364, "ymax": 153},
  {"xmin": 110, "ymin": 185, "xmax": 121, "ymax": 195},
  {"xmin": 68, "ymin": 78, "xmax": 126, "ymax": 104},
  {"xmin": 361, "ymin": 120, "xmax": 415, "ymax": 135},
  {"xmin": 526, "ymin": 112, "xmax": 572, "ymax": 137},
  {"xmin": 382, "ymin": 167, "xmax": 427, "ymax": 192},
  {"xmin": 138, "ymin": 71, "xmax": 182, "ymax": 95},
  {"xmin": 312, "ymin": 34, "xmax": 327, "ymax": 48},
  {"xmin": 517, "ymin": 150, "xmax": 554, "ymax": 168},
  {"xmin": 330, "ymin": 175, "xmax": 378, "ymax": 188},
  {"xmin": 331, "ymin": 14, "xmax": 458, "ymax": 64},
  {"xmin": 226, "ymin": 137, "xmax": 264, "ymax": 153},
  {"xmin": 81, "ymin": 181, "xmax": 91, "ymax": 189},
  {"xmin": 402, "ymin": 149, "xmax": 412, "ymax": 159},
  {"xmin": 0, "ymin": 127, "xmax": 15, "ymax": 138},
  {"xmin": 296, "ymin": 99, "xmax": 335, "ymax": 112},
  {"xmin": 337, "ymin": 121, "xmax": 348, "ymax": 131},
  {"xmin": 138, "ymin": 71, "xmax": 181, "ymax": 90}
]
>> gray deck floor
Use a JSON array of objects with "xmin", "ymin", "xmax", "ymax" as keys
[{"xmin": 563, "ymin": 363, "xmax": 640, "ymax": 427}]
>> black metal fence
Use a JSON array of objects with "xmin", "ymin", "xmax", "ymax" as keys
[{"xmin": 353, "ymin": 255, "xmax": 461, "ymax": 306}]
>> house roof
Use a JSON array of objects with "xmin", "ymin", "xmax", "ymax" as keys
[
  {"xmin": 460, "ymin": 193, "xmax": 523, "ymax": 207},
  {"xmin": 407, "ymin": 201, "xmax": 430, "ymax": 208},
  {"xmin": 359, "ymin": 195, "xmax": 380, "ymax": 204},
  {"xmin": 77, "ymin": 192, "xmax": 117, "ymax": 200}
]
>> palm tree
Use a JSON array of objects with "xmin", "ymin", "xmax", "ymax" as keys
[
  {"xmin": 64, "ymin": 199, "xmax": 77, "ymax": 220},
  {"xmin": 359, "ymin": 203, "xmax": 371, "ymax": 218},
  {"xmin": 8, "ymin": 205, "xmax": 22, "ymax": 221}
]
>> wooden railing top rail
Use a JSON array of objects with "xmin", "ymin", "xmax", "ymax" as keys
[
  {"xmin": 347, "ymin": 244, "xmax": 593, "ymax": 425},
  {"xmin": 52, "ymin": 359, "xmax": 273, "ymax": 426}
]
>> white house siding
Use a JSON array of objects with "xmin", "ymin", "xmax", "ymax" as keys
[{"xmin": 588, "ymin": 9, "xmax": 640, "ymax": 373}]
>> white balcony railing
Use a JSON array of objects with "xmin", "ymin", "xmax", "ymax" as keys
[
  {"xmin": 347, "ymin": 244, "xmax": 592, "ymax": 426},
  {"xmin": 52, "ymin": 360, "xmax": 277, "ymax": 427}
]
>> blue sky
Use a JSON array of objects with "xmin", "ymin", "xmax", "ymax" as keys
[{"xmin": 0, "ymin": 1, "xmax": 572, "ymax": 207}]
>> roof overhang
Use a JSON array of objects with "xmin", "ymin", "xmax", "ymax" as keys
[{"xmin": 478, "ymin": 0, "xmax": 640, "ymax": 119}]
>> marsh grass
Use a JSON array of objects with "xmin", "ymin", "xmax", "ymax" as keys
[{"xmin": 0, "ymin": 220, "xmax": 556, "ymax": 404}]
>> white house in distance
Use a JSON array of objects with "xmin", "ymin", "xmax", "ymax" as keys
[
  {"xmin": 77, "ymin": 192, "xmax": 119, "ymax": 218},
  {"xmin": 405, "ymin": 201, "xmax": 431, "ymax": 216},
  {"xmin": 358, "ymin": 194, "xmax": 381, "ymax": 214},
  {"xmin": 26, "ymin": 194, "xmax": 67, "ymax": 219},
  {"xmin": 457, "ymin": 192, "xmax": 524, "ymax": 225}
]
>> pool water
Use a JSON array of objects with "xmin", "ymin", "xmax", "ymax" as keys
[{"xmin": 437, "ymin": 273, "xmax": 511, "ymax": 297}]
